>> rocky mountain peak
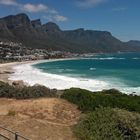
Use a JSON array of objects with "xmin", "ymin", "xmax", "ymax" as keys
[
  {"xmin": 2, "ymin": 13, "xmax": 31, "ymax": 30},
  {"xmin": 42, "ymin": 22, "xmax": 60, "ymax": 32},
  {"xmin": 31, "ymin": 19, "xmax": 42, "ymax": 28}
]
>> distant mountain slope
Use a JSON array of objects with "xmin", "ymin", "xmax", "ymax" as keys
[
  {"xmin": 127, "ymin": 40, "xmax": 140, "ymax": 47},
  {"xmin": 0, "ymin": 13, "xmax": 140, "ymax": 53}
]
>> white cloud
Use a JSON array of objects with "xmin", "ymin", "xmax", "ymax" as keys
[
  {"xmin": 0, "ymin": 0, "xmax": 17, "ymax": 6},
  {"xmin": 76, "ymin": 0, "xmax": 107, "ymax": 8},
  {"xmin": 22, "ymin": 4, "xmax": 48, "ymax": 13},
  {"xmin": 112, "ymin": 7, "xmax": 127, "ymax": 12},
  {"xmin": 48, "ymin": 9, "xmax": 58, "ymax": 14},
  {"xmin": 22, "ymin": 4, "xmax": 58, "ymax": 14},
  {"xmin": 21, "ymin": 3, "xmax": 68, "ymax": 22},
  {"xmin": 0, "ymin": 1, "xmax": 68, "ymax": 22},
  {"xmin": 43, "ymin": 14, "xmax": 68, "ymax": 22},
  {"xmin": 22, "ymin": 3, "xmax": 68, "ymax": 22},
  {"xmin": 54, "ymin": 15, "xmax": 68, "ymax": 22}
]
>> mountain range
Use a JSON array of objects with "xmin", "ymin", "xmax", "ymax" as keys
[{"xmin": 0, "ymin": 13, "xmax": 140, "ymax": 53}]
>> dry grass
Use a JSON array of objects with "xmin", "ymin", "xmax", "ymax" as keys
[
  {"xmin": 0, "ymin": 98, "xmax": 81, "ymax": 140},
  {"xmin": 7, "ymin": 110, "xmax": 16, "ymax": 116}
]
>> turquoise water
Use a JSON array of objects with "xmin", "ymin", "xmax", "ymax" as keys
[{"xmin": 34, "ymin": 52, "xmax": 140, "ymax": 94}]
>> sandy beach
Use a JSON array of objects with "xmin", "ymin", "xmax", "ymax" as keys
[
  {"xmin": 0, "ymin": 61, "xmax": 37, "ymax": 84},
  {"xmin": 0, "ymin": 62, "xmax": 19, "ymax": 83},
  {"xmin": 0, "ymin": 58, "xmax": 76, "ymax": 84}
]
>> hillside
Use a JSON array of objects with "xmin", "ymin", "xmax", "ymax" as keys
[
  {"xmin": 0, "ymin": 13, "xmax": 140, "ymax": 53},
  {"xmin": 127, "ymin": 40, "xmax": 140, "ymax": 47}
]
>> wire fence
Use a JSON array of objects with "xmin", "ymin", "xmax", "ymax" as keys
[{"xmin": 0, "ymin": 125, "xmax": 29, "ymax": 140}]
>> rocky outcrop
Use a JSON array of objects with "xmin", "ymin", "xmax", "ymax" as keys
[
  {"xmin": 31, "ymin": 19, "xmax": 42, "ymax": 28},
  {"xmin": 42, "ymin": 22, "xmax": 61, "ymax": 32}
]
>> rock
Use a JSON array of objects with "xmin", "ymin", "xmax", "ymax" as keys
[
  {"xmin": 42, "ymin": 22, "xmax": 61, "ymax": 32},
  {"xmin": 31, "ymin": 19, "xmax": 42, "ymax": 28},
  {"xmin": 12, "ymin": 80, "xmax": 24, "ymax": 87},
  {"xmin": 4, "ymin": 71, "xmax": 14, "ymax": 74}
]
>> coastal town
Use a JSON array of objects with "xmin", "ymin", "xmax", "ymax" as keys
[{"xmin": 0, "ymin": 40, "xmax": 80, "ymax": 63}]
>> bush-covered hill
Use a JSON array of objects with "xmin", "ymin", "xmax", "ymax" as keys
[
  {"xmin": 61, "ymin": 88, "xmax": 140, "ymax": 112},
  {"xmin": 61, "ymin": 88, "xmax": 140, "ymax": 140},
  {"xmin": 74, "ymin": 107, "xmax": 140, "ymax": 140}
]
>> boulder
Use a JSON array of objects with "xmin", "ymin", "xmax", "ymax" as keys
[{"xmin": 12, "ymin": 80, "xmax": 24, "ymax": 87}]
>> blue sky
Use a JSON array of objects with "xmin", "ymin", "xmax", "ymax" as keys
[{"xmin": 0, "ymin": 0, "xmax": 139, "ymax": 41}]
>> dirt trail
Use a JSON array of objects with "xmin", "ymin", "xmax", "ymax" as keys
[{"xmin": 0, "ymin": 98, "xmax": 81, "ymax": 140}]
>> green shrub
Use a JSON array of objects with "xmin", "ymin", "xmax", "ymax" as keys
[
  {"xmin": 0, "ymin": 81, "xmax": 57, "ymax": 99},
  {"xmin": 61, "ymin": 88, "xmax": 140, "ymax": 112},
  {"xmin": 61, "ymin": 88, "xmax": 94, "ymax": 111},
  {"xmin": 7, "ymin": 110, "xmax": 16, "ymax": 116},
  {"xmin": 74, "ymin": 107, "xmax": 140, "ymax": 140}
]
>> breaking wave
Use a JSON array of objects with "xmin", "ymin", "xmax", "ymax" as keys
[{"xmin": 9, "ymin": 61, "xmax": 140, "ymax": 95}]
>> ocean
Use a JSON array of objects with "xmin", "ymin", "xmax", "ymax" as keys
[{"xmin": 9, "ymin": 52, "xmax": 140, "ymax": 95}]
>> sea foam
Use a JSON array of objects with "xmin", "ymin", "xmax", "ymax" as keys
[
  {"xmin": 83, "ymin": 57, "xmax": 126, "ymax": 60},
  {"xmin": 9, "ymin": 60, "xmax": 140, "ymax": 95}
]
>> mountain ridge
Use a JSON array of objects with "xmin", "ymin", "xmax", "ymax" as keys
[
  {"xmin": 126, "ymin": 40, "xmax": 140, "ymax": 47},
  {"xmin": 0, "ymin": 13, "xmax": 140, "ymax": 53}
]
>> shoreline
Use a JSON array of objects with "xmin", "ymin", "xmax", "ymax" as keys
[
  {"xmin": 0, "ymin": 60, "xmax": 46, "ymax": 84},
  {"xmin": 0, "ymin": 62, "xmax": 23, "ymax": 83},
  {"xmin": 0, "ymin": 58, "xmax": 79, "ymax": 84},
  {"xmin": 0, "ymin": 57, "xmax": 140, "ymax": 95}
]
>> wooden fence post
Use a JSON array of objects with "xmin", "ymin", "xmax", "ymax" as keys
[{"xmin": 15, "ymin": 133, "xmax": 18, "ymax": 140}]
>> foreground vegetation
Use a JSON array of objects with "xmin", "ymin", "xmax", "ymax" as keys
[
  {"xmin": 61, "ymin": 88, "xmax": 140, "ymax": 140},
  {"xmin": 0, "ymin": 81, "xmax": 57, "ymax": 99},
  {"xmin": 61, "ymin": 88, "xmax": 140, "ymax": 113},
  {"xmin": 0, "ymin": 81, "xmax": 140, "ymax": 139},
  {"xmin": 74, "ymin": 107, "xmax": 140, "ymax": 140}
]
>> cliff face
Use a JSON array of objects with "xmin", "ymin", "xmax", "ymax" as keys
[
  {"xmin": 31, "ymin": 19, "xmax": 42, "ymax": 28},
  {"xmin": 0, "ymin": 13, "xmax": 139, "ymax": 53},
  {"xmin": 0, "ymin": 13, "xmax": 37, "ymax": 39}
]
